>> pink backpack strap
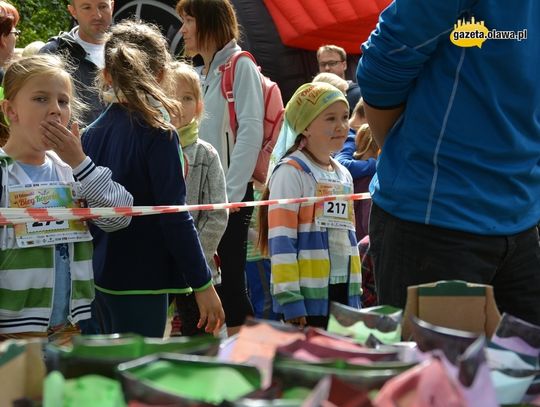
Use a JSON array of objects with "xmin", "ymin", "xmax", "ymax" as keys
[{"xmin": 219, "ymin": 50, "xmax": 257, "ymax": 138}]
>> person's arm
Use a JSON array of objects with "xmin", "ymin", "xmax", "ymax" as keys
[
  {"xmin": 357, "ymin": 0, "xmax": 471, "ymax": 144},
  {"xmin": 196, "ymin": 149, "xmax": 228, "ymax": 275},
  {"xmin": 225, "ymin": 56, "xmax": 264, "ymax": 203},
  {"xmin": 363, "ymin": 103, "xmax": 405, "ymax": 148},
  {"xmin": 334, "ymin": 135, "xmax": 377, "ymax": 179},
  {"xmin": 147, "ymin": 131, "xmax": 224, "ymax": 333},
  {"xmin": 268, "ymin": 164, "xmax": 306, "ymax": 321},
  {"xmin": 41, "ymin": 121, "xmax": 133, "ymax": 231},
  {"xmin": 72, "ymin": 156, "xmax": 134, "ymax": 232},
  {"xmin": 146, "ymin": 130, "xmax": 212, "ymax": 289}
]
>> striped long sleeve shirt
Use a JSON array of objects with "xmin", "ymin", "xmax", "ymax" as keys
[{"xmin": 268, "ymin": 151, "xmax": 362, "ymax": 321}]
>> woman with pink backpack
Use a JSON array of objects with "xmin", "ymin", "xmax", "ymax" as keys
[{"xmin": 177, "ymin": 0, "xmax": 266, "ymax": 336}]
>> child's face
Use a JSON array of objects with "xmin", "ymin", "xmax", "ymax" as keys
[
  {"xmin": 5, "ymin": 73, "xmax": 72, "ymax": 151},
  {"xmin": 304, "ymin": 101, "xmax": 349, "ymax": 154},
  {"xmin": 173, "ymin": 78, "xmax": 198, "ymax": 128}
]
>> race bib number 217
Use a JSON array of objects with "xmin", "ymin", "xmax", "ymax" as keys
[{"xmin": 323, "ymin": 200, "xmax": 348, "ymax": 219}]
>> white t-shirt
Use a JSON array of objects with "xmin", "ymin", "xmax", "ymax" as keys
[{"xmin": 73, "ymin": 29, "xmax": 105, "ymax": 69}]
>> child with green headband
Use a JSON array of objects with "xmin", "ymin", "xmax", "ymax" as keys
[
  {"xmin": 259, "ymin": 82, "xmax": 362, "ymax": 328},
  {"xmin": 168, "ymin": 61, "xmax": 228, "ymax": 336}
]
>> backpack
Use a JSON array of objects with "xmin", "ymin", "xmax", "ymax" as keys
[{"xmin": 219, "ymin": 51, "xmax": 285, "ymax": 184}]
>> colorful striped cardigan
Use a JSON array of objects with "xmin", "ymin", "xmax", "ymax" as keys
[{"xmin": 268, "ymin": 151, "xmax": 362, "ymax": 320}]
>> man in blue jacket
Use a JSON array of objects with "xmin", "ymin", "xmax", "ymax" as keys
[{"xmin": 357, "ymin": 0, "xmax": 540, "ymax": 324}]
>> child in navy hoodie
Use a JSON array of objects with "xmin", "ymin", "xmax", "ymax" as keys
[{"xmin": 82, "ymin": 21, "xmax": 224, "ymax": 338}]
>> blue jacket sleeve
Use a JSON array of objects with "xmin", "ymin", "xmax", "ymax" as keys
[
  {"xmin": 334, "ymin": 135, "xmax": 377, "ymax": 179},
  {"xmin": 147, "ymin": 130, "xmax": 212, "ymax": 290},
  {"xmin": 357, "ymin": 0, "xmax": 473, "ymax": 107}
]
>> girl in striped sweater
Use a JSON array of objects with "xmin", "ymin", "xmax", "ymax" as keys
[{"xmin": 259, "ymin": 82, "xmax": 362, "ymax": 328}]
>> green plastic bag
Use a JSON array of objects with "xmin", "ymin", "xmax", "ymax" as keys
[
  {"xmin": 327, "ymin": 303, "xmax": 402, "ymax": 344},
  {"xmin": 117, "ymin": 354, "xmax": 262, "ymax": 405},
  {"xmin": 46, "ymin": 333, "xmax": 220, "ymax": 378},
  {"xmin": 43, "ymin": 371, "xmax": 126, "ymax": 407}
]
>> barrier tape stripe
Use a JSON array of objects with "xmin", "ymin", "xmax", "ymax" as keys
[{"xmin": 0, "ymin": 192, "xmax": 371, "ymax": 226}]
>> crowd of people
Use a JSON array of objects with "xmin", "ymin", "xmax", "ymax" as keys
[{"xmin": 0, "ymin": 0, "xmax": 538, "ymax": 344}]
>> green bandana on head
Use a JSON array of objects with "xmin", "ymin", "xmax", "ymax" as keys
[
  {"xmin": 286, "ymin": 82, "xmax": 348, "ymax": 135},
  {"xmin": 267, "ymin": 82, "xmax": 348, "ymax": 179}
]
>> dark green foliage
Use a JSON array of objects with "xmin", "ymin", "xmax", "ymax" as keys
[{"xmin": 10, "ymin": 0, "xmax": 72, "ymax": 47}]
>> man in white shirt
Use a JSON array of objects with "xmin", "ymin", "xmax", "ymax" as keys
[{"xmin": 41, "ymin": 0, "xmax": 114, "ymax": 126}]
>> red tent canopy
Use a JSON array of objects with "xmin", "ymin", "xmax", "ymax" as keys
[{"xmin": 262, "ymin": 0, "xmax": 391, "ymax": 54}]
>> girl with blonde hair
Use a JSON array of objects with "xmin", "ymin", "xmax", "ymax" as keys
[
  {"xmin": 0, "ymin": 54, "xmax": 132, "ymax": 341},
  {"xmin": 167, "ymin": 60, "xmax": 228, "ymax": 336}
]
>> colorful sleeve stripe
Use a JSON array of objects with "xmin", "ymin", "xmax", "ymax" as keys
[
  {"xmin": 269, "ymin": 236, "xmax": 298, "ymax": 255},
  {"xmin": 297, "ymin": 231, "xmax": 328, "ymax": 251},
  {"xmin": 270, "ymin": 253, "xmax": 299, "ymax": 266},
  {"xmin": 268, "ymin": 225, "xmax": 297, "ymax": 240},
  {"xmin": 298, "ymin": 205, "xmax": 315, "ymax": 224},
  {"xmin": 268, "ymin": 205, "xmax": 314, "ymax": 230},
  {"xmin": 296, "ymin": 258, "xmax": 331, "ymax": 279},
  {"xmin": 285, "ymin": 159, "xmax": 304, "ymax": 172},
  {"xmin": 268, "ymin": 207, "xmax": 298, "ymax": 229}
]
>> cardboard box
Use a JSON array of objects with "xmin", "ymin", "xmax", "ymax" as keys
[
  {"xmin": 0, "ymin": 340, "xmax": 46, "ymax": 405},
  {"xmin": 402, "ymin": 280, "xmax": 501, "ymax": 340}
]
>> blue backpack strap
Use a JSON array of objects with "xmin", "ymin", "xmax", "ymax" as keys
[
  {"xmin": 270, "ymin": 155, "xmax": 314, "ymax": 183},
  {"xmin": 285, "ymin": 156, "xmax": 312, "ymax": 175}
]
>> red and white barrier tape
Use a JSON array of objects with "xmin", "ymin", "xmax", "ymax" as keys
[{"xmin": 0, "ymin": 192, "xmax": 371, "ymax": 226}]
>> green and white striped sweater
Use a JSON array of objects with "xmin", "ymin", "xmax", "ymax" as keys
[{"xmin": 0, "ymin": 150, "xmax": 133, "ymax": 333}]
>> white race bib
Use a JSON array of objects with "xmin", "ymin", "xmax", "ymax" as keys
[
  {"xmin": 9, "ymin": 181, "xmax": 92, "ymax": 247},
  {"xmin": 314, "ymin": 180, "xmax": 354, "ymax": 230}
]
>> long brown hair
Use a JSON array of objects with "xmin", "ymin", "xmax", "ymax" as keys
[
  {"xmin": 99, "ymin": 20, "xmax": 181, "ymax": 130},
  {"xmin": 176, "ymin": 0, "xmax": 239, "ymax": 51},
  {"xmin": 353, "ymin": 123, "xmax": 379, "ymax": 160},
  {"xmin": 257, "ymin": 135, "xmax": 304, "ymax": 255}
]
